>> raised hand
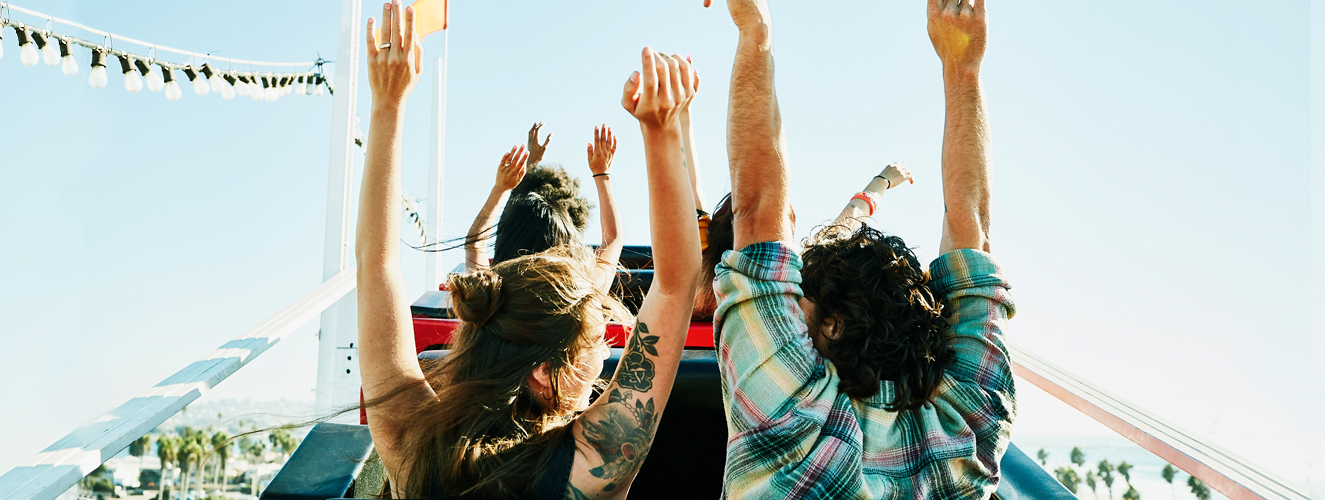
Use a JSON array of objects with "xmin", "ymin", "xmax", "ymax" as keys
[
  {"xmin": 587, "ymin": 125, "xmax": 618, "ymax": 176},
  {"xmin": 495, "ymin": 145, "xmax": 529, "ymax": 192},
  {"xmin": 720, "ymin": 0, "xmax": 772, "ymax": 33},
  {"xmin": 928, "ymin": 0, "xmax": 987, "ymax": 73},
  {"xmin": 621, "ymin": 48, "xmax": 696, "ymax": 132},
  {"xmin": 879, "ymin": 162, "xmax": 914, "ymax": 189},
  {"xmin": 527, "ymin": 122, "xmax": 552, "ymax": 166},
  {"xmin": 366, "ymin": 0, "xmax": 424, "ymax": 107}
]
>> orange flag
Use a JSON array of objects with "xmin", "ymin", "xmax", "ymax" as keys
[{"xmin": 374, "ymin": 0, "xmax": 447, "ymax": 42}]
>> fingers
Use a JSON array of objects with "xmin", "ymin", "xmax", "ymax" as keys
[
  {"xmin": 641, "ymin": 47, "xmax": 658, "ymax": 94},
  {"xmin": 381, "ymin": 2, "xmax": 394, "ymax": 51},
  {"xmin": 654, "ymin": 52, "xmax": 671, "ymax": 100},
  {"xmin": 401, "ymin": 5, "xmax": 416, "ymax": 55},
  {"xmin": 543, "ymin": 133, "xmax": 552, "ymax": 148},
  {"xmin": 621, "ymin": 71, "xmax": 641, "ymax": 113},
  {"xmin": 391, "ymin": 0, "xmax": 405, "ymax": 52},
  {"xmin": 674, "ymin": 53, "xmax": 695, "ymax": 103},
  {"xmin": 366, "ymin": 17, "xmax": 379, "ymax": 58},
  {"xmin": 413, "ymin": 34, "xmax": 424, "ymax": 72},
  {"xmin": 667, "ymin": 55, "xmax": 685, "ymax": 106},
  {"xmin": 611, "ymin": 131, "xmax": 618, "ymax": 153},
  {"xmin": 972, "ymin": 0, "xmax": 985, "ymax": 16},
  {"xmin": 515, "ymin": 147, "xmax": 530, "ymax": 168}
]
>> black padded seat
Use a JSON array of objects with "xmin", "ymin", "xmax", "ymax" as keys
[{"xmin": 260, "ymin": 423, "xmax": 375, "ymax": 500}]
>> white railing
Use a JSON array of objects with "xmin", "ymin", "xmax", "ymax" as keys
[
  {"xmin": 1010, "ymin": 343, "xmax": 1310, "ymax": 500},
  {"xmin": 0, "ymin": 271, "xmax": 356, "ymax": 500}
]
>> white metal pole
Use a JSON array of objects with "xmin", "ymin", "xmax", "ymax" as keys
[
  {"xmin": 424, "ymin": 33, "xmax": 448, "ymax": 290},
  {"xmin": 317, "ymin": 0, "xmax": 362, "ymax": 414}
]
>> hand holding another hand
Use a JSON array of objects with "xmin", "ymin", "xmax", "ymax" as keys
[
  {"xmin": 587, "ymin": 125, "xmax": 618, "ymax": 176},
  {"xmin": 621, "ymin": 48, "xmax": 696, "ymax": 133}
]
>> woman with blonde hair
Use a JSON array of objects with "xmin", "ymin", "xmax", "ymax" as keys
[{"xmin": 354, "ymin": 2, "xmax": 701, "ymax": 498}]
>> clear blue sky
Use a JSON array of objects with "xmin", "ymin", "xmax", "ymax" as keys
[{"xmin": 1, "ymin": 0, "xmax": 1320, "ymax": 494}]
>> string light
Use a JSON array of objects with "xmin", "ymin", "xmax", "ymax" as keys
[
  {"xmin": 87, "ymin": 49, "xmax": 107, "ymax": 88},
  {"xmin": 202, "ymin": 64, "xmax": 223, "ymax": 94},
  {"xmin": 249, "ymin": 76, "xmax": 264, "ymax": 101},
  {"xmin": 118, "ymin": 54, "xmax": 142, "ymax": 92},
  {"xmin": 183, "ymin": 66, "xmax": 208, "ymax": 96},
  {"xmin": 313, "ymin": 74, "xmax": 324, "ymax": 96},
  {"xmin": 58, "ymin": 38, "xmax": 77, "ymax": 75},
  {"xmin": 33, "ymin": 31, "xmax": 57, "ymax": 65},
  {"xmin": 219, "ymin": 74, "xmax": 236, "ymax": 100},
  {"xmin": 294, "ymin": 75, "xmax": 306, "ymax": 95},
  {"xmin": 17, "ymin": 27, "xmax": 37, "ymax": 65},
  {"xmin": 163, "ymin": 66, "xmax": 182, "ymax": 100},
  {"xmin": 141, "ymin": 60, "xmax": 164, "ymax": 91}
]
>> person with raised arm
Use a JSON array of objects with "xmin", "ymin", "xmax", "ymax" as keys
[
  {"xmin": 354, "ymin": 2, "xmax": 701, "ymax": 496},
  {"xmin": 463, "ymin": 124, "xmax": 625, "ymax": 295},
  {"xmin": 708, "ymin": 0, "xmax": 1016, "ymax": 498}
]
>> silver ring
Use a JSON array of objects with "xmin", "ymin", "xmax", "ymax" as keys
[{"xmin": 378, "ymin": 43, "xmax": 391, "ymax": 49}]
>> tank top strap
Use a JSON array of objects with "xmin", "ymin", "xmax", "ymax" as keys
[{"xmin": 530, "ymin": 427, "xmax": 578, "ymax": 500}]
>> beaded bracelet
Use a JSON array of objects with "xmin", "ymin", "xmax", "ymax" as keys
[{"xmin": 849, "ymin": 192, "xmax": 878, "ymax": 217}]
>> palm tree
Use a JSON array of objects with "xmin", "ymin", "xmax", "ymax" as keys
[
  {"xmin": 128, "ymin": 435, "xmax": 151, "ymax": 486},
  {"xmin": 1098, "ymin": 459, "xmax": 1116, "ymax": 500},
  {"xmin": 1071, "ymin": 447, "xmax": 1086, "ymax": 469},
  {"xmin": 175, "ymin": 435, "xmax": 204, "ymax": 499},
  {"xmin": 210, "ymin": 430, "xmax": 231, "ymax": 492},
  {"xmin": 155, "ymin": 435, "xmax": 178, "ymax": 499},
  {"xmin": 1187, "ymin": 476, "xmax": 1211, "ymax": 500},
  {"xmin": 1054, "ymin": 466, "xmax": 1080, "ymax": 494},
  {"xmin": 1086, "ymin": 470, "xmax": 1099, "ymax": 500},
  {"xmin": 1117, "ymin": 461, "xmax": 1134, "ymax": 487},
  {"xmin": 1122, "ymin": 485, "xmax": 1141, "ymax": 500},
  {"xmin": 268, "ymin": 429, "xmax": 299, "ymax": 461},
  {"xmin": 1037, "ymin": 448, "xmax": 1049, "ymax": 466},
  {"xmin": 1161, "ymin": 464, "xmax": 1178, "ymax": 499}
]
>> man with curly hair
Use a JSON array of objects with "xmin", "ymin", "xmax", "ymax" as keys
[{"xmin": 709, "ymin": 0, "xmax": 1016, "ymax": 498}]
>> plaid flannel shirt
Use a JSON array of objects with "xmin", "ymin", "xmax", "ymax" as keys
[{"xmin": 713, "ymin": 242, "xmax": 1017, "ymax": 499}]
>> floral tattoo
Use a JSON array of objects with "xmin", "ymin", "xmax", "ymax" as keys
[{"xmin": 578, "ymin": 322, "xmax": 662, "ymax": 493}]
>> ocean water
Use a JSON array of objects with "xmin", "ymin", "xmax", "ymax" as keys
[{"xmin": 1014, "ymin": 434, "xmax": 1230, "ymax": 500}]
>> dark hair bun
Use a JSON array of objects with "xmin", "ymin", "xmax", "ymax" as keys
[
  {"xmin": 510, "ymin": 164, "xmax": 592, "ymax": 232},
  {"xmin": 448, "ymin": 270, "xmax": 504, "ymax": 326}
]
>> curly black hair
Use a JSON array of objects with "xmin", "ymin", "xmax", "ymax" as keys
[
  {"xmin": 509, "ymin": 164, "xmax": 592, "ymax": 232},
  {"xmin": 800, "ymin": 225, "xmax": 954, "ymax": 411}
]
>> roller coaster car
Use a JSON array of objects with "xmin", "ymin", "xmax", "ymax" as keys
[{"xmin": 261, "ymin": 246, "xmax": 1073, "ymax": 499}]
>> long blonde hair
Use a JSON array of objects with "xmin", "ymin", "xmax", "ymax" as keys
[{"xmin": 379, "ymin": 245, "xmax": 629, "ymax": 498}]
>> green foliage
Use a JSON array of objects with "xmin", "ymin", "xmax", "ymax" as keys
[
  {"xmin": 1070, "ymin": 447, "xmax": 1086, "ymax": 467},
  {"xmin": 1161, "ymin": 464, "xmax": 1177, "ymax": 484},
  {"xmin": 139, "ymin": 468, "xmax": 161, "ymax": 489},
  {"xmin": 1036, "ymin": 448, "xmax": 1049, "ymax": 466},
  {"xmin": 268, "ymin": 428, "xmax": 299, "ymax": 455},
  {"xmin": 1187, "ymin": 476, "xmax": 1211, "ymax": 500},
  {"xmin": 1098, "ymin": 459, "xmax": 1116, "ymax": 500},
  {"xmin": 1122, "ymin": 485, "xmax": 1140, "ymax": 500},
  {"xmin": 1086, "ymin": 470, "xmax": 1098, "ymax": 494},
  {"xmin": 1117, "ymin": 461, "xmax": 1133, "ymax": 485},
  {"xmin": 86, "ymin": 477, "xmax": 115, "ymax": 493},
  {"xmin": 1054, "ymin": 466, "xmax": 1080, "ymax": 494},
  {"xmin": 129, "ymin": 435, "xmax": 151, "ymax": 458}
]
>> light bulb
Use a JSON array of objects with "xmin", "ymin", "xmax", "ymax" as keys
[
  {"xmin": 88, "ymin": 51, "xmax": 108, "ymax": 88},
  {"xmin": 234, "ymin": 75, "xmax": 250, "ymax": 96},
  {"xmin": 220, "ymin": 75, "xmax": 236, "ymax": 100},
  {"xmin": 202, "ymin": 64, "xmax": 224, "ymax": 94},
  {"xmin": 278, "ymin": 77, "xmax": 289, "ymax": 96},
  {"xmin": 184, "ymin": 67, "xmax": 209, "ymax": 96},
  {"xmin": 146, "ymin": 66, "xmax": 165, "ymax": 90},
  {"xmin": 58, "ymin": 39, "xmax": 77, "ymax": 75},
  {"xmin": 262, "ymin": 76, "xmax": 277, "ymax": 101},
  {"xmin": 250, "ymin": 77, "xmax": 264, "ymax": 101},
  {"xmin": 163, "ymin": 68, "xmax": 182, "ymax": 100},
  {"xmin": 34, "ymin": 33, "xmax": 59, "ymax": 66},
  {"xmin": 120, "ymin": 55, "xmax": 143, "ymax": 92},
  {"xmin": 313, "ymin": 75, "xmax": 325, "ymax": 96},
  {"xmin": 294, "ymin": 76, "xmax": 306, "ymax": 95},
  {"xmin": 18, "ymin": 28, "xmax": 38, "ymax": 66}
]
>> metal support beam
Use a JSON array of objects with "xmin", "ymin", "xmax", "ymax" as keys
[
  {"xmin": 424, "ymin": 40, "xmax": 448, "ymax": 291},
  {"xmin": 0, "ymin": 272, "xmax": 356, "ymax": 500},
  {"xmin": 317, "ymin": 0, "xmax": 363, "ymax": 414},
  {"xmin": 1010, "ymin": 343, "xmax": 1310, "ymax": 500}
]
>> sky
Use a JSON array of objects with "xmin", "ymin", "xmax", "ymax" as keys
[{"xmin": 0, "ymin": 0, "xmax": 1321, "ymax": 496}]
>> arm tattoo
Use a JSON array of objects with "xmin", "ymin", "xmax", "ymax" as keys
[
  {"xmin": 580, "ymin": 322, "xmax": 661, "ymax": 492},
  {"xmin": 565, "ymin": 483, "xmax": 592, "ymax": 500}
]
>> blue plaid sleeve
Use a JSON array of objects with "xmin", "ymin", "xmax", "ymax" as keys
[{"xmin": 929, "ymin": 249, "xmax": 1017, "ymax": 416}]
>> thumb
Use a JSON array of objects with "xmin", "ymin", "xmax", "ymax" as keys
[
  {"xmin": 621, "ymin": 71, "xmax": 641, "ymax": 114},
  {"xmin": 543, "ymin": 134, "xmax": 553, "ymax": 147}
]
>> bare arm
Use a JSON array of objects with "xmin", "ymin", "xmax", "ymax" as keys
[
  {"xmin": 723, "ymin": 0, "xmax": 791, "ymax": 250},
  {"xmin": 568, "ymin": 49, "xmax": 701, "ymax": 500},
  {"xmin": 829, "ymin": 162, "xmax": 914, "ymax": 233},
  {"xmin": 929, "ymin": 0, "xmax": 991, "ymax": 254},
  {"xmin": 356, "ymin": 1, "xmax": 431, "ymax": 491},
  {"xmin": 680, "ymin": 87, "xmax": 706, "ymax": 213},
  {"xmin": 464, "ymin": 147, "xmax": 528, "ymax": 270},
  {"xmin": 587, "ymin": 125, "xmax": 624, "ymax": 293}
]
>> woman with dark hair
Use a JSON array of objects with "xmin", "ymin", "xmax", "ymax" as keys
[
  {"xmin": 355, "ymin": 4, "xmax": 700, "ymax": 497},
  {"xmin": 464, "ymin": 125, "xmax": 624, "ymax": 294}
]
